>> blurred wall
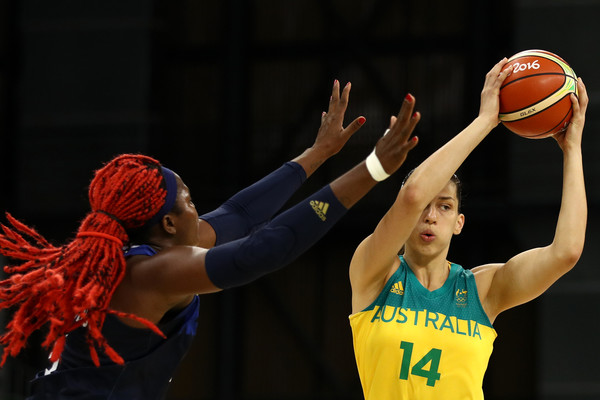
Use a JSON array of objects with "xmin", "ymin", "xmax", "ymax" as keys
[{"xmin": 0, "ymin": 1, "xmax": 598, "ymax": 399}]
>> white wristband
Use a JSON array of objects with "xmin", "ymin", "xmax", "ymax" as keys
[{"xmin": 366, "ymin": 149, "xmax": 390, "ymax": 181}]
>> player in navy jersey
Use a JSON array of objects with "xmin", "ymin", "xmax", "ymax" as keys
[{"xmin": 0, "ymin": 80, "xmax": 421, "ymax": 399}]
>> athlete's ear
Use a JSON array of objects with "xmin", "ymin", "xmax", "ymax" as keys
[
  {"xmin": 162, "ymin": 214, "xmax": 177, "ymax": 235},
  {"xmin": 453, "ymin": 213, "xmax": 465, "ymax": 235}
]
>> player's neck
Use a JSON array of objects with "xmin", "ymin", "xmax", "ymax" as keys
[{"xmin": 403, "ymin": 251, "xmax": 450, "ymax": 292}]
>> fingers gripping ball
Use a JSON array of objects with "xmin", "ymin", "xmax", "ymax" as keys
[{"xmin": 499, "ymin": 49, "xmax": 578, "ymax": 139}]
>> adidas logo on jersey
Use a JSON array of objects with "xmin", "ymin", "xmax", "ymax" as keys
[
  {"xmin": 390, "ymin": 281, "xmax": 404, "ymax": 295},
  {"xmin": 310, "ymin": 200, "xmax": 329, "ymax": 221}
]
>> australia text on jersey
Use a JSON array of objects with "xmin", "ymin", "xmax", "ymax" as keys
[{"xmin": 370, "ymin": 305, "xmax": 483, "ymax": 340}]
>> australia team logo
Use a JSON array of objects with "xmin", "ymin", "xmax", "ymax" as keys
[{"xmin": 455, "ymin": 289, "xmax": 468, "ymax": 307}]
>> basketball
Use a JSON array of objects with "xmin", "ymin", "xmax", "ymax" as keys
[{"xmin": 499, "ymin": 49, "xmax": 578, "ymax": 139}]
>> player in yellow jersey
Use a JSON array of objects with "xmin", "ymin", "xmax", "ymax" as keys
[{"xmin": 349, "ymin": 58, "xmax": 588, "ymax": 399}]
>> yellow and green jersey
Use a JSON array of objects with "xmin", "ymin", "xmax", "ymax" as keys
[{"xmin": 350, "ymin": 256, "xmax": 496, "ymax": 400}]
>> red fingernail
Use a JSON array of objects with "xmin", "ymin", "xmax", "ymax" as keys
[
  {"xmin": 412, "ymin": 112, "xmax": 419, "ymax": 118},
  {"xmin": 412, "ymin": 136, "xmax": 418, "ymax": 142},
  {"xmin": 405, "ymin": 94, "xmax": 413, "ymax": 102},
  {"xmin": 358, "ymin": 116, "xmax": 366, "ymax": 125},
  {"xmin": 334, "ymin": 79, "xmax": 339, "ymax": 85}
]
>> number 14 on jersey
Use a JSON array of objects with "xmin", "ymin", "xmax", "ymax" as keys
[{"xmin": 399, "ymin": 341, "xmax": 442, "ymax": 387}]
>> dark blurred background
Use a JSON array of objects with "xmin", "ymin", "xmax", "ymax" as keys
[{"xmin": 0, "ymin": 0, "xmax": 599, "ymax": 399}]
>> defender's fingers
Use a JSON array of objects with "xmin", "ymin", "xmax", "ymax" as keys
[
  {"xmin": 388, "ymin": 115, "xmax": 397, "ymax": 130},
  {"xmin": 327, "ymin": 80, "xmax": 340, "ymax": 112},
  {"xmin": 402, "ymin": 111, "xmax": 421, "ymax": 141},
  {"xmin": 341, "ymin": 116, "xmax": 366, "ymax": 140},
  {"xmin": 390, "ymin": 110, "xmax": 420, "ymax": 143},
  {"xmin": 330, "ymin": 79, "xmax": 340, "ymax": 101},
  {"xmin": 337, "ymin": 82, "xmax": 351, "ymax": 111},
  {"xmin": 395, "ymin": 94, "xmax": 416, "ymax": 124},
  {"xmin": 402, "ymin": 136, "xmax": 419, "ymax": 153},
  {"xmin": 327, "ymin": 80, "xmax": 350, "ymax": 117},
  {"xmin": 409, "ymin": 111, "xmax": 421, "ymax": 132}
]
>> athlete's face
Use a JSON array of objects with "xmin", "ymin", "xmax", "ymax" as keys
[
  {"xmin": 169, "ymin": 175, "xmax": 201, "ymax": 246},
  {"xmin": 405, "ymin": 181, "xmax": 464, "ymax": 258}
]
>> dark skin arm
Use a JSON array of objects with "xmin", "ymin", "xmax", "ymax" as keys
[{"xmin": 195, "ymin": 80, "xmax": 366, "ymax": 250}]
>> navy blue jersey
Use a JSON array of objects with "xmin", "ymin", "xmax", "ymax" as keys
[{"xmin": 27, "ymin": 245, "xmax": 200, "ymax": 400}]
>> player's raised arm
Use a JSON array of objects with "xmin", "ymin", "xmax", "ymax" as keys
[{"xmin": 477, "ymin": 78, "xmax": 588, "ymax": 321}]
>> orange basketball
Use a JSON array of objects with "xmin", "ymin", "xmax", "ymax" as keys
[{"xmin": 499, "ymin": 49, "xmax": 578, "ymax": 139}]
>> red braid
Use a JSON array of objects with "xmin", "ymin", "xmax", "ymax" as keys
[{"xmin": 0, "ymin": 154, "xmax": 169, "ymax": 367}]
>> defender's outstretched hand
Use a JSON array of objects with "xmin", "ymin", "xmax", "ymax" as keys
[
  {"xmin": 373, "ymin": 94, "xmax": 421, "ymax": 177},
  {"xmin": 328, "ymin": 93, "xmax": 421, "ymax": 208},
  {"xmin": 293, "ymin": 80, "xmax": 365, "ymax": 178},
  {"xmin": 313, "ymin": 80, "xmax": 366, "ymax": 158}
]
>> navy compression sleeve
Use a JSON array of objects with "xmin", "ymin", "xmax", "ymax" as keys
[
  {"xmin": 204, "ymin": 184, "xmax": 347, "ymax": 289},
  {"xmin": 199, "ymin": 162, "xmax": 306, "ymax": 245}
]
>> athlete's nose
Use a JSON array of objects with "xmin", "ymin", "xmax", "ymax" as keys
[{"xmin": 424, "ymin": 205, "xmax": 437, "ymax": 223}]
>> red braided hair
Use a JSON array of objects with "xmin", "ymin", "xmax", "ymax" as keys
[{"xmin": 0, "ymin": 154, "xmax": 170, "ymax": 367}]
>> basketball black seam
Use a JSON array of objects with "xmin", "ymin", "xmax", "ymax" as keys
[{"xmin": 500, "ymin": 72, "xmax": 572, "ymax": 90}]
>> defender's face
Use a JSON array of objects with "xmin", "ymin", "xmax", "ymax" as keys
[{"xmin": 171, "ymin": 175, "xmax": 201, "ymax": 246}]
